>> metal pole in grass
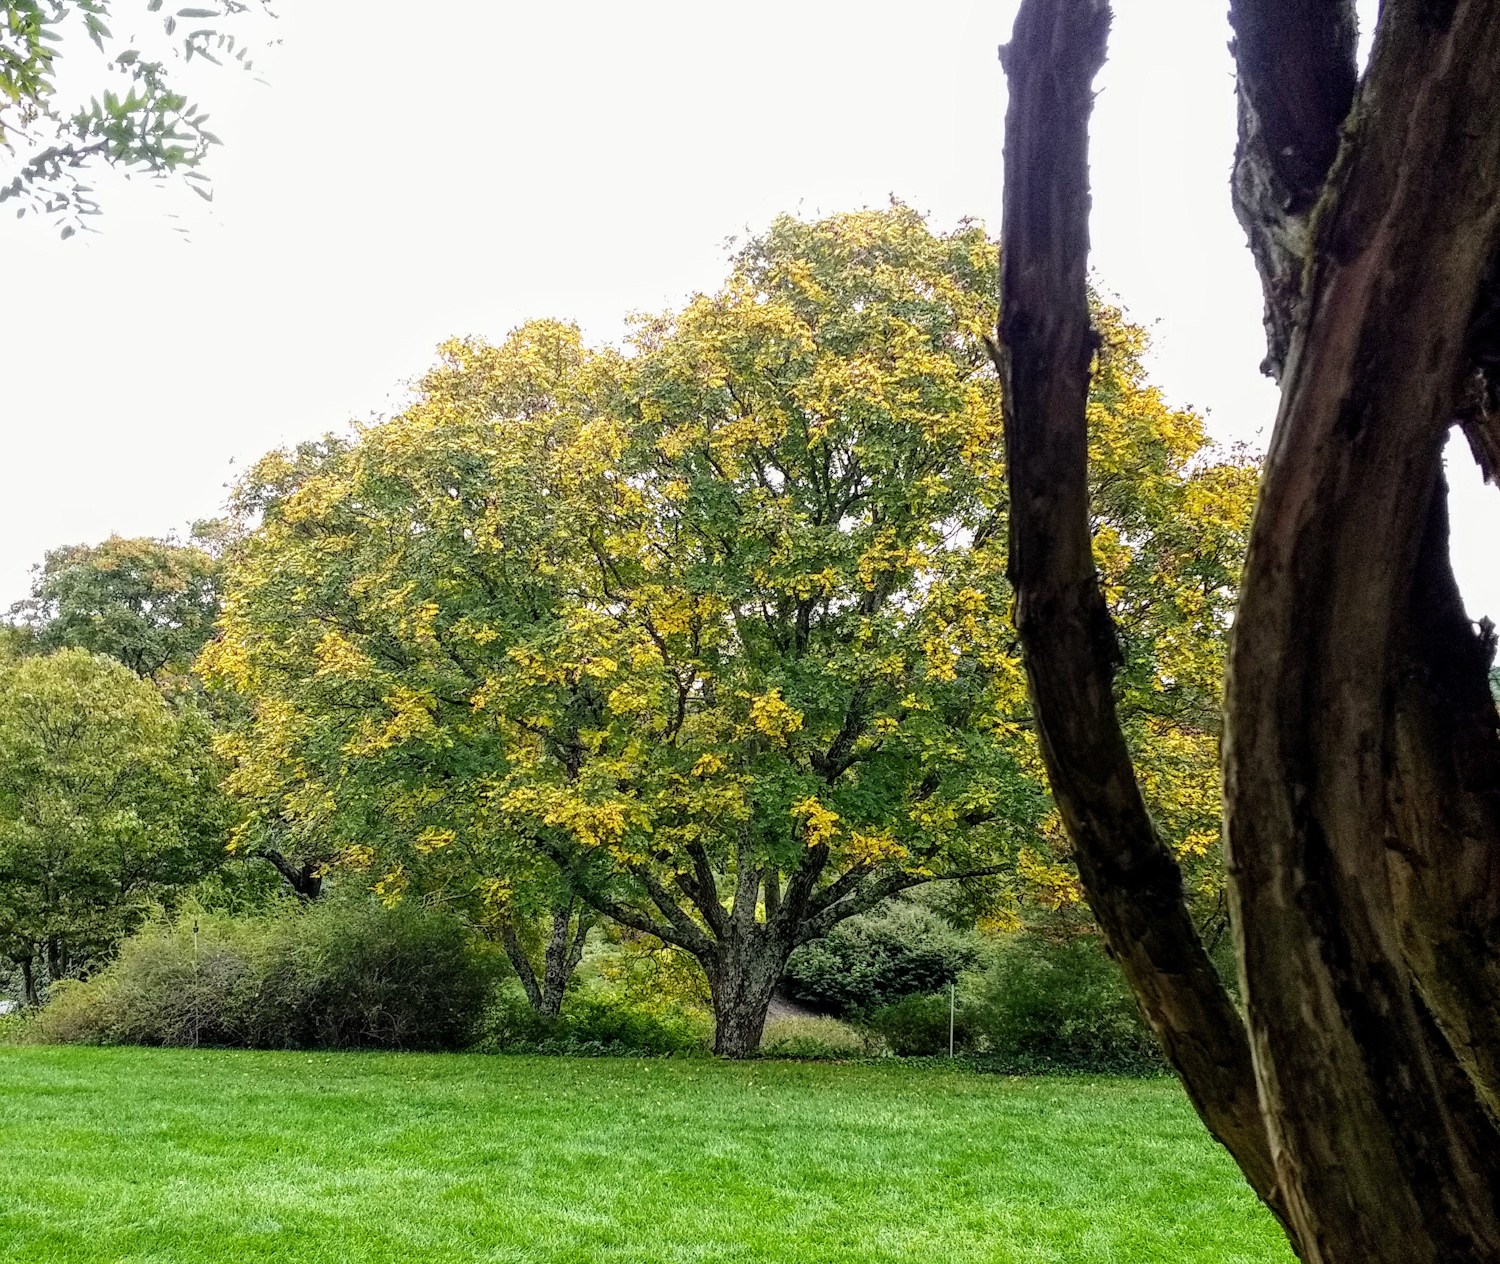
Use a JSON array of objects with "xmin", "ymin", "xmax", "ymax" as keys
[
  {"xmin": 949, "ymin": 982, "xmax": 955, "ymax": 1057},
  {"xmin": 193, "ymin": 918, "xmax": 200, "ymax": 1048}
]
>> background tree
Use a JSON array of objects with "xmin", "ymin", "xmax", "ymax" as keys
[
  {"xmin": 8, "ymin": 531, "xmax": 221, "ymax": 683},
  {"xmin": 997, "ymin": 0, "xmax": 1500, "ymax": 1257},
  {"xmin": 206, "ymin": 207, "xmax": 1255, "ymax": 1056},
  {"xmin": 0, "ymin": 649, "xmax": 231, "ymax": 1003},
  {"xmin": 1, "ymin": 1, "xmax": 270, "ymax": 232},
  {"xmin": 201, "ymin": 328, "xmax": 609, "ymax": 953}
]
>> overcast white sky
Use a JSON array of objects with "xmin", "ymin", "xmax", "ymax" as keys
[{"xmin": 2, "ymin": 0, "xmax": 1494, "ymax": 619}]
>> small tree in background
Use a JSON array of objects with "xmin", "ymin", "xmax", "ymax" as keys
[
  {"xmin": 0, "ymin": 649, "xmax": 231, "ymax": 1002},
  {"xmin": 9, "ymin": 532, "xmax": 221, "ymax": 683}
]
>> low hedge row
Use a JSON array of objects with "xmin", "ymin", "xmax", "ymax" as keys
[{"xmin": 30, "ymin": 897, "xmax": 503, "ymax": 1051}]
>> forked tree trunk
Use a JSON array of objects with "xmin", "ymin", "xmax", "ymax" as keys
[
  {"xmin": 1222, "ymin": 1, "xmax": 1500, "ymax": 1247},
  {"xmin": 574, "ymin": 840, "xmax": 1013, "ymax": 1059},
  {"xmin": 999, "ymin": 0, "xmax": 1500, "ymax": 1260},
  {"xmin": 501, "ymin": 901, "xmax": 595, "ymax": 1018}
]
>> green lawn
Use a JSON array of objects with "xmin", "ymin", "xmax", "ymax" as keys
[{"xmin": 0, "ymin": 1047, "xmax": 1292, "ymax": 1263}]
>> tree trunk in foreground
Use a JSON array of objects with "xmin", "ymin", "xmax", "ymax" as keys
[
  {"xmin": 996, "ymin": 0, "xmax": 1284, "ymax": 1222},
  {"xmin": 999, "ymin": 1, "xmax": 1500, "ymax": 1260}
]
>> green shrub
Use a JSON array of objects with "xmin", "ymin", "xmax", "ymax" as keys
[
  {"xmin": 0, "ymin": 1005, "xmax": 33, "ymax": 1044},
  {"xmin": 863, "ymin": 991, "xmax": 978, "ymax": 1056},
  {"xmin": 477, "ymin": 990, "xmax": 709, "ymax": 1057},
  {"xmin": 970, "ymin": 933, "xmax": 1164, "ymax": 1073},
  {"xmin": 781, "ymin": 900, "xmax": 980, "ymax": 1016},
  {"xmin": 187, "ymin": 861, "xmax": 291, "ymax": 915},
  {"xmin": 288, "ymin": 899, "xmax": 503, "ymax": 1050},
  {"xmin": 29, "ymin": 897, "xmax": 504, "ymax": 1052}
]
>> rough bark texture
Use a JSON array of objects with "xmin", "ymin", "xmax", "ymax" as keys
[
  {"xmin": 996, "ymin": 0, "xmax": 1282, "ymax": 1217},
  {"xmin": 706, "ymin": 926, "xmax": 788, "ymax": 1059},
  {"xmin": 1223, "ymin": 2, "xmax": 1500, "ymax": 1254},
  {"xmin": 1001, "ymin": 0, "xmax": 1500, "ymax": 1258},
  {"xmin": 1227, "ymin": 0, "xmax": 1358, "ymax": 378},
  {"xmin": 1386, "ymin": 485, "xmax": 1500, "ymax": 1127},
  {"xmin": 501, "ymin": 902, "xmax": 595, "ymax": 1018}
]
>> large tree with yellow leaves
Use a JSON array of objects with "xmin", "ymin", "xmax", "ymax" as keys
[{"xmin": 205, "ymin": 206, "xmax": 1253, "ymax": 1055}]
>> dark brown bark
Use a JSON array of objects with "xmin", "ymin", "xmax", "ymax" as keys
[
  {"xmin": 1227, "ymin": 0, "xmax": 1358, "ymax": 378},
  {"xmin": 1223, "ymin": 0, "xmax": 1500, "ymax": 1255},
  {"xmin": 257, "ymin": 849, "xmax": 323, "ymax": 901},
  {"xmin": 1001, "ymin": 0, "xmax": 1500, "ymax": 1258},
  {"xmin": 1461, "ymin": 410, "xmax": 1500, "ymax": 486},
  {"xmin": 18, "ymin": 954, "xmax": 36, "ymax": 1007},
  {"xmin": 1386, "ymin": 482, "xmax": 1500, "ymax": 1127},
  {"xmin": 996, "ymin": 0, "xmax": 1282, "ymax": 1217}
]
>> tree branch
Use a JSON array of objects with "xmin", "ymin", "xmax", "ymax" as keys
[
  {"xmin": 579, "ymin": 888, "xmax": 702, "ymax": 955},
  {"xmin": 1227, "ymin": 0, "xmax": 1358, "ymax": 378},
  {"xmin": 674, "ymin": 841, "xmax": 728, "ymax": 939},
  {"xmin": 630, "ymin": 865, "xmax": 718, "ymax": 959},
  {"xmin": 773, "ymin": 841, "xmax": 831, "ymax": 935},
  {"xmin": 500, "ymin": 914, "xmax": 543, "ymax": 1011},
  {"xmin": 795, "ymin": 865, "xmax": 1008, "ymax": 945},
  {"xmin": 998, "ymin": 0, "xmax": 1282, "ymax": 1213}
]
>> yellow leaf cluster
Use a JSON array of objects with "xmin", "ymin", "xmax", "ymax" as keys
[
  {"xmin": 792, "ymin": 797, "xmax": 840, "ymax": 849},
  {"xmin": 749, "ymin": 689, "xmax": 804, "ymax": 745}
]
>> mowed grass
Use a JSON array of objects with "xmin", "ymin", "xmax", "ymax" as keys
[{"xmin": 0, "ymin": 1047, "xmax": 1293, "ymax": 1264}]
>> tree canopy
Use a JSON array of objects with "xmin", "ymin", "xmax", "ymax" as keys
[
  {"xmin": 0, "ymin": 649, "xmax": 231, "ymax": 1002},
  {"xmin": 203, "ymin": 205, "xmax": 1255, "ymax": 1055},
  {"xmin": 8, "ymin": 532, "xmax": 221, "ymax": 683}
]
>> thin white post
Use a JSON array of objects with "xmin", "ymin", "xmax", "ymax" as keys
[{"xmin": 949, "ymin": 982, "xmax": 955, "ymax": 1057}]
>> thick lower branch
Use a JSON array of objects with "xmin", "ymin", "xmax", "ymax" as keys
[{"xmin": 256, "ymin": 849, "xmax": 323, "ymax": 901}]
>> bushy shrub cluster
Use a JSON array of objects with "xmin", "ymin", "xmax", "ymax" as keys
[
  {"xmin": 31, "ymin": 897, "xmax": 503, "ymax": 1052},
  {"xmin": 967, "ymin": 932, "xmax": 1164, "ymax": 1073},
  {"xmin": 837, "ymin": 932, "xmax": 1163, "ymax": 1070},
  {"xmin": 781, "ymin": 901, "xmax": 979, "ymax": 1016},
  {"xmin": 863, "ymin": 992, "xmax": 980, "ymax": 1056},
  {"xmin": 477, "ymin": 991, "xmax": 709, "ymax": 1057}
]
